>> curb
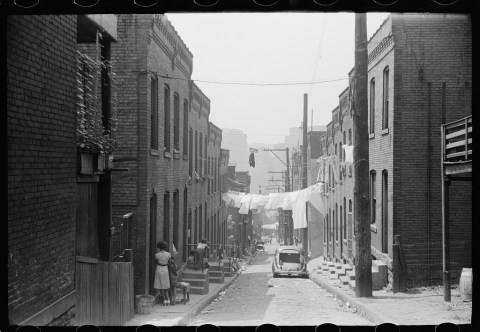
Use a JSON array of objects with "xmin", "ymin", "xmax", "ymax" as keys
[
  {"xmin": 309, "ymin": 271, "xmax": 396, "ymax": 325},
  {"xmin": 175, "ymin": 251, "xmax": 258, "ymax": 326}
]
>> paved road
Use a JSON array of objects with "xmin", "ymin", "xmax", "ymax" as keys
[{"xmin": 191, "ymin": 243, "xmax": 373, "ymax": 326}]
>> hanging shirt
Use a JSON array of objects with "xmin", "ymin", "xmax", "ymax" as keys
[{"xmin": 342, "ymin": 145, "xmax": 354, "ymax": 164}]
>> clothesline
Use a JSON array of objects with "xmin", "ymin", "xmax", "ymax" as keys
[{"xmin": 221, "ymin": 182, "xmax": 327, "ymax": 230}]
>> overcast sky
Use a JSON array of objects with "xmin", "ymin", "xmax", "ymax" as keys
[{"xmin": 167, "ymin": 12, "xmax": 390, "ymax": 145}]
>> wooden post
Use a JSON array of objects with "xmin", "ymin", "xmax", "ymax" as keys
[
  {"xmin": 353, "ymin": 13, "xmax": 372, "ymax": 297},
  {"xmin": 302, "ymin": 94, "xmax": 309, "ymax": 254},
  {"xmin": 441, "ymin": 165, "xmax": 451, "ymax": 300}
]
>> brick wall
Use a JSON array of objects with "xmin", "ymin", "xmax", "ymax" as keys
[
  {"xmin": 367, "ymin": 16, "xmax": 395, "ymax": 260},
  {"xmin": 7, "ymin": 15, "xmax": 78, "ymax": 324},
  {"xmin": 374, "ymin": 13, "xmax": 471, "ymax": 285},
  {"xmin": 112, "ymin": 14, "xmax": 196, "ymax": 295}
]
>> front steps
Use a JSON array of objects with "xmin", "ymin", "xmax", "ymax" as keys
[
  {"xmin": 318, "ymin": 258, "xmax": 387, "ymax": 291},
  {"xmin": 181, "ymin": 269, "xmax": 209, "ymax": 295},
  {"xmin": 208, "ymin": 264, "xmax": 225, "ymax": 284}
]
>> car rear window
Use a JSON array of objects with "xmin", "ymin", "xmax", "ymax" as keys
[{"xmin": 279, "ymin": 251, "xmax": 301, "ymax": 263}]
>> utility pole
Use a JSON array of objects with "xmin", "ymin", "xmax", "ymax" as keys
[
  {"xmin": 302, "ymin": 94, "xmax": 309, "ymax": 255},
  {"xmin": 354, "ymin": 13, "xmax": 372, "ymax": 297},
  {"xmin": 285, "ymin": 147, "xmax": 292, "ymax": 245}
]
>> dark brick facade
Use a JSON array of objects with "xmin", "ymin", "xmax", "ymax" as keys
[
  {"xmin": 111, "ymin": 14, "xmax": 224, "ymax": 296},
  {"xmin": 317, "ymin": 13, "xmax": 471, "ymax": 287},
  {"xmin": 7, "ymin": 15, "xmax": 78, "ymax": 324},
  {"xmin": 111, "ymin": 14, "xmax": 193, "ymax": 295}
]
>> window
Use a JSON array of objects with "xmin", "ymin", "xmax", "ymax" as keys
[
  {"xmin": 370, "ymin": 171, "xmax": 376, "ymax": 224},
  {"xmin": 173, "ymin": 93, "xmax": 180, "ymax": 151},
  {"xmin": 183, "ymin": 100, "xmax": 188, "ymax": 157},
  {"xmin": 370, "ymin": 78, "xmax": 375, "ymax": 134},
  {"xmin": 150, "ymin": 77, "xmax": 158, "ymax": 150},
  {"xmin": 189, "ymin": 128, "xmax": 193, "ymax": 176},
  {"xmin": 183, "ymin": 188, "xmax": 188, "ymax": 261},
  {"xmin": 350, "ymin": 199, "xmax": 354, "ymax": 235},
  {"xmin": 343, "ymin": 131, "xmax": 346, "ymax": 160},
  {"xmin": 163, "ymin": 192, "xmax": 170, "ymax": 246},
  {"xmin": 340, "ymin": 205, "xmax": 343, "ymax": 241},
  {"xmin": 324, "ymin": 216, "xmax": 327, "ymax": 242},
  {"xmin": 348, "ymin": 129, "xmax": 352, "ymax": 145},
  {"xmin": 164, "ymin": 85, "xmax": 171, "ymax": 152},
  {"xmin": 173, "ymin": 190, "xmax": 179, "ymax": 252},
  {"xmin": 382, "ymin": 67, "xmax": 389, "ymax": 130},
  {"xmin": 205, "ymin": 136, "xmax": 208, "ymax": 178},
  {"xmin": 343, "ymin": 198, "xmax": 347, "ymax": 240},
  {"xmin": 199, "ymin": 133, "xmax": 203, "ymax": 176},
  {"xmin": 195, "ymin": 131, "xmax": 198, "ymax": 174},
  {"xmin": 382, "ymin": 170, "xmax": 388, "ymax": 253},
  {"xmin": 335, "ymin": 203, "xmax": 338, "ymax": 241}
]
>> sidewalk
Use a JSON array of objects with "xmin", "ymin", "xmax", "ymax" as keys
[
  {"xmin": 307, "ymin": 256, "xmax": 472, "ymax": 326},
  {"xmin": 124, "ymin": 253, "xmax": 257, "ymax": 326}
]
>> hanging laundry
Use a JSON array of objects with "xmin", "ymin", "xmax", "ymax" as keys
[
  {"xmin": 342, "ymin": 144, "xmax": 354, "ymax": 163},
  {"xmin": 292, "ymin": 188, "xmax": 309, "ymax": 229},
  {"xmin": 249, "ymin": 152, "xmax": 255, "ymax": 168},
  {"xmin": 307, "ymin": 185, "xmax": 326, "ymax": 215},
  {"xmin": 239, "ymin": 194, "xmax": 253, "ymax": 214},
  {"xmin": 233, "ymin": 194, "xmax": 244, "ymax": 208},
  {"xmin": 331, "ymin": 155, "xmax": 340, "ymax": 183},
  {"xmin": 222, "ymin": 193, "xmax": 232, "ymax": 206},
  {"xmin": 249, "ymin": 194, "xmax": 264, "ymax": 210},
  {"xmin": 281, "ymin": 191, "xmax": 298, "ymax": 211}
]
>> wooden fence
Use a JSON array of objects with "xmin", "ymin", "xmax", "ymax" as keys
[{"xmin": 75, "ymin": 253, "xmax": 134, "ymax": 326}]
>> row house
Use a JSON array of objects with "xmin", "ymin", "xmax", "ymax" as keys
[
  {"xmin": 206, "ymin": 122, "xmax": 225, "ymax": 252},
  {"xmin": 317, "ymin": 13, "xmax": 471, "ymax": 289},
  {"xmin": 111, "ymin": 14, "xmax": 192, "ymax": 296},
  {"xmin": 111, "ymin": 14, "xmax": 225, "ymax": 297},
  {"xmin": 219, "ymin": 149, "xmax": 231, "ymax": 252},
  {"xmin": 8, "ymin": 15, "xmax": 126, "ymax": 326}
]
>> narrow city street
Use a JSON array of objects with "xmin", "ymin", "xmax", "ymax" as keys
[{"xmin": 191, "ymin": 243, "xmax": 373, "ymax": 326}]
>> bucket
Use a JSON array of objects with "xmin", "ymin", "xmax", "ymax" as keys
[
  {"xmin": 459, "ymin": 268, "xmax": 472, "ymax": 302},
  {"xmin": 135, "ymin": 295, "xmax": 155, "ymax": 315}
]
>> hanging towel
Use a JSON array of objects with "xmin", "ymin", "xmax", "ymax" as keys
[
  {"xmin": 342, "ymin": 145, "xmax": 354, "ymax": 164},
  {"xmin": 281, "ymin": 191, "xmax": 298, "ymax": 211},
  {"xmin": 239, "ymin": 194, "xmax": 253, "ymax": 214},
  {"xmin": 292, "ymin": 188, "xmax": 309, "ymax": 229}
]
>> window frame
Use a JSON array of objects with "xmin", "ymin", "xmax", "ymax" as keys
[
  {"xmin": 382, "ymin": 67, "xmax": 389, "ymax": 130},
  {"xmin": 164, "ymin": 84, "xmax": 171, "ymax": 152},
  {"xmin": 370, "ymin": 78, "xmax": 376, "ymax": 135}
]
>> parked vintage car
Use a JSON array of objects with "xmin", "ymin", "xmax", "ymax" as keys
[
  {"xmin": 255, "ymin": 241, "xmax": 265, "ymax": 251},
  {"xmin": 271, "ymin": 246, "xmax": 308, "ymax": 278}
]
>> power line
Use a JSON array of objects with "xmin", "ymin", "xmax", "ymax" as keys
[{"xmin": 158, "ymin": 74, "xmax": 348, "ymax": 86}]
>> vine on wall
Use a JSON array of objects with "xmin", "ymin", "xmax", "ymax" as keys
[{"xmin": 76, "ymin": 50, "xmax": 118, "ymax": 154}]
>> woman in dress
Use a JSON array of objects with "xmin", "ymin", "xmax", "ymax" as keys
[{"xmin": 154, "ymin": 241, "xmax": 171, "ymax": 306}]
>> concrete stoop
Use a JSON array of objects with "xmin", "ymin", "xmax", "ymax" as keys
[
  {"xmin": 317, "ymin": 258, "xmax": 387, "ymax": 291},
  {"xmin": 181, "ymin": 269, "xmax": 209, "ymax": 295},
  {"xmin": 317, "ymin": 260, "xmax": 388, "ymax": 290},
  {"xmin": 208, "ymin": 264, "xmax": 225, "ymax": 284}
]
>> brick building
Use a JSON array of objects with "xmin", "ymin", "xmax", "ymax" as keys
[
  {"xmin": 316, "ymin": 13, "xmax": 472, "ymax": 288},
  {"xmin": 8, "ymin": 15, "xmax": 118, "ymax": 325},
  {"xmin": 110, "ymin": 14, "xmax": 228, "ymax": 295},
  {"xmin": 206, "ymin": 122, "xmax": 225, "ymax": 250}
]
